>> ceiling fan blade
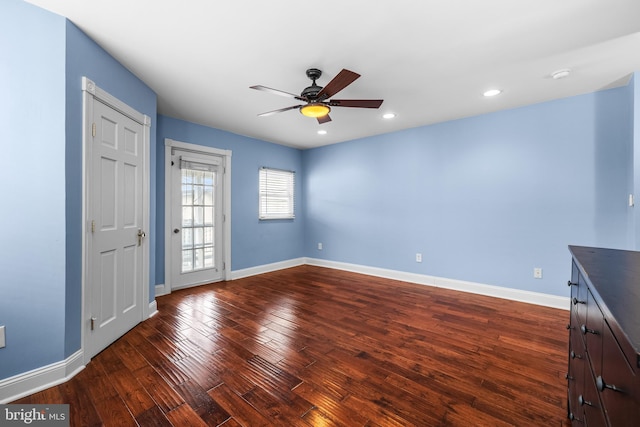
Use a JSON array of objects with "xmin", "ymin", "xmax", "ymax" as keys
[
  {"xmin": 316, "ymin": 69, "xmax": 360, "ymax": 101},
  {"xmin": 250, "ymin": 85, "xmax": 308, "ymax": 101},
  {"xmin": 257, "ymin": 105, "xmax": 302, "ymax": 117},
  {"xmin": 317, "ymin": 114, "xmax": 332, "ymax": 124},
  {"xmin": 329, "ymin": 99, "xmax": 384, "ymax": 109}
]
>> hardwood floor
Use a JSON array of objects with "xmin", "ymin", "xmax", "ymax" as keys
[{"xmin": 14, "ymin": 265, "xmax": 571, "ymax": 426}]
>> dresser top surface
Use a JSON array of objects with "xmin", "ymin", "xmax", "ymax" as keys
[{"xmin": 569, "ymin": 245, "xmax": 640, "ymax": 354}]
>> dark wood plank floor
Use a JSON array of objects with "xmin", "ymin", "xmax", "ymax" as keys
[{"xmin": 14, "ymin": 265, "xmax": 571, "ymax": 426}]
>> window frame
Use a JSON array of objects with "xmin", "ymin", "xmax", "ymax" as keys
[{"xmin": 258, "ymin": 167, "xmax": 295, "ymax": 220}]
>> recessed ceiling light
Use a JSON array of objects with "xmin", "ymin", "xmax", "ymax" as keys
[
  {"xmin": 383, "ymin": 113, "xmax": 396, "ymax": 119},
  {"xmin": 317, "ymin": 130, "xmax": 327, "ymax": 135},
  {"xmin": 483, "ymin": 89, "xmax": 502, "ymax": 97},
  {"xmin": 551, "ymin": 68, "xmax": 571, "ymax": 80}
]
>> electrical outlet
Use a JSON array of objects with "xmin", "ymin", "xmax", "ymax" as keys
[
  {"xmin": 416, "ymin": 253, "xmax": 422, "ymax": 263},
  {"xmin": 317, "ymin": 242, "xmax": 323, "ymax": 250},
  {"xmin": 0, "ymin": 325, "xmax": 5, "ymax": 348},
  {"xmin": 534, "ymin": 268, "xmax": 543, "ymax": 279}
]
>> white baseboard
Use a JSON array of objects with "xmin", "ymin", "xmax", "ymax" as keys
[
  {"xmin": 155, "ymin": 283, "xmax": 168, "ymax": 297},
  {"xmin": 0, "ymin": 350, "xmax": 84, "ymax": 404},
  {"xmin": 0, "ymin": 300, "xmax": 159, "ymax": 404},
  {"xmin": 304, "ymin": 257, "xmax": 569, "ymax": 310},
  {"xmin": 230, "ymin": 257, "xmax": 306, "ymax": 280},
  {"xmin": 148, "ymin": 299, "xmax": 158, "ymax": 318}
]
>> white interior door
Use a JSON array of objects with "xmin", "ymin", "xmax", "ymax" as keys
[
  {"xmin": 87, "ymin": 97, "xmax": 145, "ymax": 359},
  {"xmin": 170, "ymin": 149, "xmax": 225, "ymax": 289}
]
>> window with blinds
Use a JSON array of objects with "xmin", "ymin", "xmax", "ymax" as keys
[{"xmin": 259, "ymin": 167, "xmax": 295, "ymax": 220}]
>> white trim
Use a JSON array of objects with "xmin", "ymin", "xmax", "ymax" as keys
[
  {"xmin": 304, "ymin": 258, "xmax": 570, "ymax": 310},
  {"xmin": 82, "ymin": 77, "xmax": 149, "ymax": 125},
  {"xmin": 155, "ymin": 283, "xmax": 168, "ymax": 297},
  {"xmin": 170, "ymin": 277, "xmax": 225, "ymax": 291},
  {"xmin": 165, "ymin": 138, "xmax": 231, "ymax": 157},
  {"xmin": 230, "ymin": 258, "xmax": 306, "ymax": 280},
  {"xmin": 0, "ymin": 350, "xmax": 84, "ymax": 404},
  {"xmin": 148, "ymin": 300, "xmax": 158, "ymax": 318},
  {"xmin": 229, "ymin": 257, "xmax": 568, "ymax": 310},
  {"xmin": 81, "ymin": 77, "xmax": 153, "ymax": 366},
  {"xmin": 164, "ymin": 139, "xmax": 232, "ymax": 292}
]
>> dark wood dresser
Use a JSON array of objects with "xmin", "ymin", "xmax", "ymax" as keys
[{"xmin": 567, "ymin": 246, "xmax": 640, "ymax": 426}]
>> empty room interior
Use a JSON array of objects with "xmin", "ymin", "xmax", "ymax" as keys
[{"xmin": 2, "ymin": 0, "xmax": 640, "ymax": 425}]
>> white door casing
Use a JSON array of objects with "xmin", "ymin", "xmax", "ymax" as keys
[
  {"xmin": 164, "ymin": 139, "xmax": 231, "ymax": 292},
  {"xmin": 82, "ymin": 77, "xmax": 152, "ymax": 363}
]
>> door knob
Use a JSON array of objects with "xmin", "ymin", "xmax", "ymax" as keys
[{"xmin": 174, "ymin": 228, "xmax": 180, "ymax": 234}]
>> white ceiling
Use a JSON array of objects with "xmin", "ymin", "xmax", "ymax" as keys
[{"xmin": 25, "ymin": 0, "xmax": 640, "ymax": 149}]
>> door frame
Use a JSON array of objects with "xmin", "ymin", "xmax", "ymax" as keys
[
  {"xmin": 81, "ymin": 77, "xmax": 152, "ymax": 365},
  {"xmin": 163, "ymin": 138, "xmax": 232, "ymax": 294}
]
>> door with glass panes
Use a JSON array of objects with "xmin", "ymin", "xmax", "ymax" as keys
[{"xmin": 170, "ymin": 151, "xmax": 224, "ymax": 289}]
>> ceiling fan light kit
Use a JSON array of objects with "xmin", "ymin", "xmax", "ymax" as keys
[
  {"xmin": 251, "ymin": 68, "xmax": 383, "ymax": 124},
  {"xmin": 300, "ymin": 103, "xmax": 331, "ymax": 118}
]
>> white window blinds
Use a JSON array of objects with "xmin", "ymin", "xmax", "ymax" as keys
[
  {"xmin": 259, "ymin": 167, "xmax": 295, "ymax": 220},
  {"xmin": 179, "ymin": 156, "xmax": 219, "ymax": 172}
]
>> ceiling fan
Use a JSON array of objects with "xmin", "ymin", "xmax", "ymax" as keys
[{"xmin": 250, "ymin": 68, "xmax": 383, "ymax": 124}]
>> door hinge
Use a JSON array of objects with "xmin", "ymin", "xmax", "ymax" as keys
[
  {"xmin": 91, "ymin": 220, "xmax": 95, "ymax": 233},
  {"xmin": 92, "ymin": 123, "xmax": 96, "ymax": 137}
]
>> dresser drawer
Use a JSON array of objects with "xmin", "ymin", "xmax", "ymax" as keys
[
  {"xmin": 582, "ymin": 366, "xmax": 607, "ymax": 427},
  {"xmin": 584, "ymin": 288, "xmax": 604, "ymax": 372},
  {"xmin": 599, "ymin": 321, "xmax": 640, "ymax": 426},
  {"xmin": 570, "ymin": 262, "xmax": 588, "ymax": 327},
  {"xmin": 568, "ymin": 312, "xmax": 586, "ymax": 422}
]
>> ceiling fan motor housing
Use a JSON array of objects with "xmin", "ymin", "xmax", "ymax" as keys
[
  {"xmin": 302, "ymin": 68, "xmax": 323, "ymax": 100},
  {"xmin": 301, "ymin": 85, "xmax": 322, "ymax": 99}
]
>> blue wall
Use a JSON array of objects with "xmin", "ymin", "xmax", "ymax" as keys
[
  {"xmin": 155, "ymin": 116, "xmax": 304, "ymax": 280},
  {"xmin": 303, "ymin": 86, "xmax": 634, "ymax": 297},
  {"xmin": 0, "ymin": 0, "xmax": 157, "ymax": 380},
  {"xmin": 0, "ymin": 0, "xmax": 67, "ymax": 379}
]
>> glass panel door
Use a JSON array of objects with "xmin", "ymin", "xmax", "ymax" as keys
[
  {"xmin": 181, "ymin": 167, "xmax": 217, "ymax": 273},
  {"xmin": 170, "ymin": 150, "xmax": 224, "ymax": 289}
]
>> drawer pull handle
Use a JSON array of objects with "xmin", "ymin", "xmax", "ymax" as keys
[
  {"xmin": 568, "ymin": 412, "xmax": 583, "ymax": 422},
  {"xmin": 578, "ymin": 395, "xmax": 593, "ymax": 406},
  {"xmin": 596, "ymin": 376, "xmax": 623, "ymax": 393},
  {"xmin": 565, "ymin": 373, "xmax": 574, "ymax": 380},
  {"xmin": 566, "ymin": 324, "xmax": 572, "ymax": 330},
  {"xmin": 580, "ymin": 324, "xmax": 599, "ymax": 335},
  {"xmin": 572, "ymin": 297, "xmax": 586, "ymax": 305},
  {"xmin": 567, "ymin": 280, "xmax": 578, "ymax": 287},
  {"xmin": 570, "ymin": 351, "xmax": 582, "ymax": 360}
]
